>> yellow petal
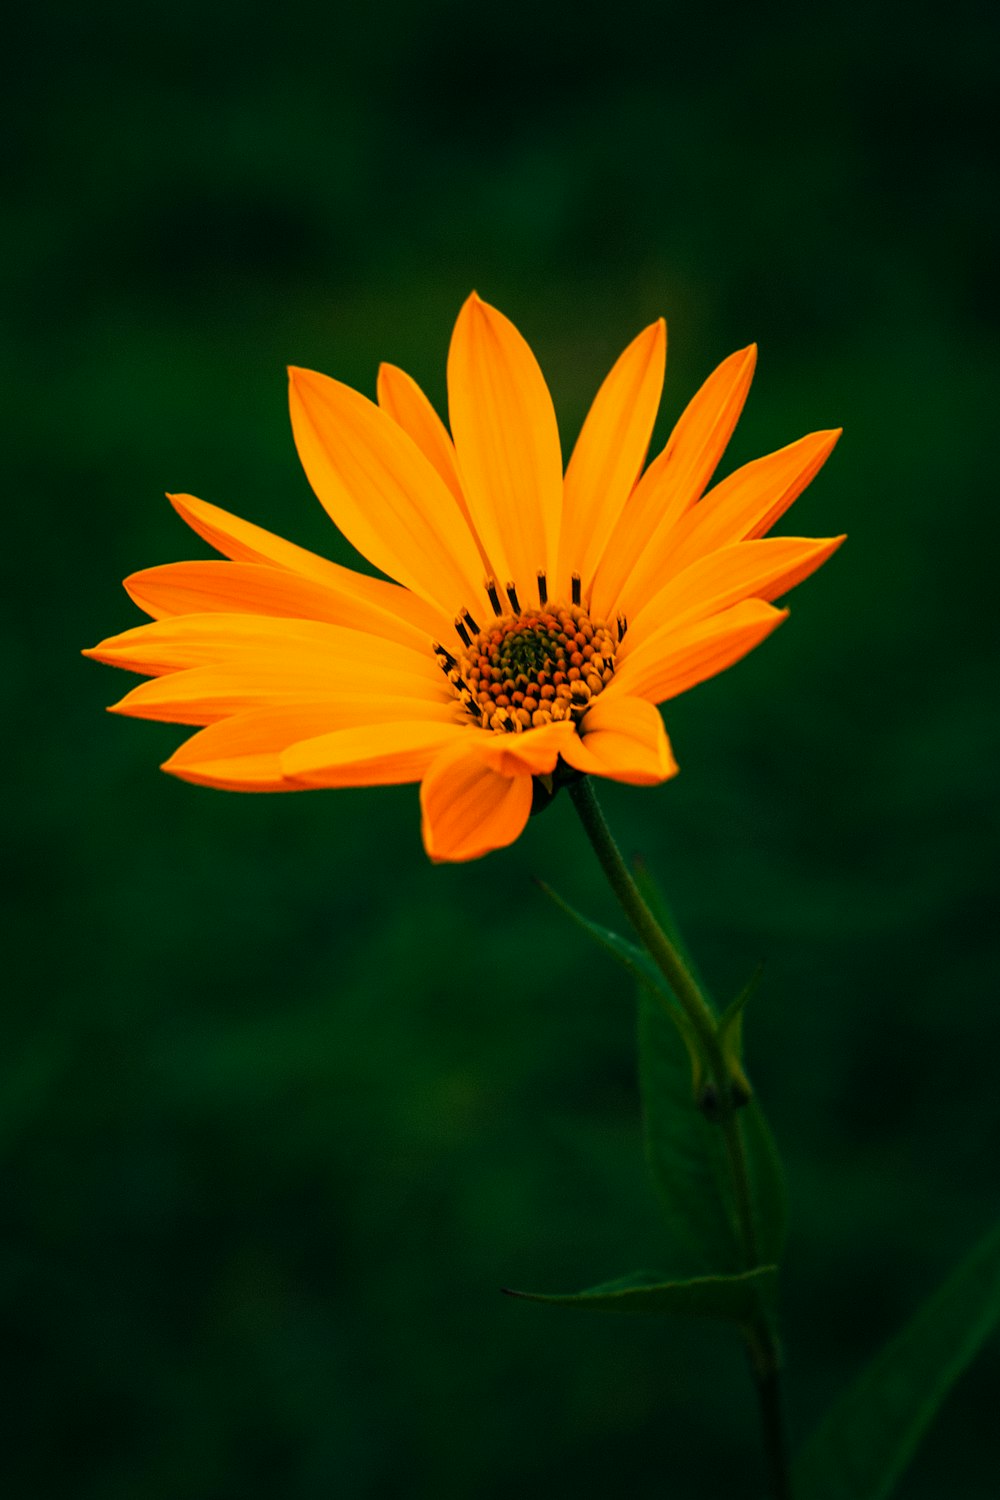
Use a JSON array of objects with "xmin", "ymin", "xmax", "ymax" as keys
[
  {"xmin": 162, "ymin": 703, "xmax": 453, "ymax": 790},
  {"xmin": 168, "ymin": 493, "xmax": 452, "ymax": 646},
  {"xmin": 420, "ymin": 739, "xmax": 533, "ymax": 863},
  {"xmin": 590, "ymin": 345, "xmax": 756, "ymax": 620},
  {"xmin": 281, "ymin": 720, "xmax": 467, "ymax": 788},
  {"xmin": 610, "ymin": 600, "xmax": 788, "ymax": 705},
  {"xmin": 560, "ymin": 696, "xmax": 678, "ymax": 786},
  {"xmin": 288, "ymin": 366, "xmax": 486, "ymax": 619},
  {"xmin": 625, "ymin": 535, "xmax": 845, "ymax": 647},
  {"xmin": 558, "ymin": 319, "xmax": 666, "ymax": 590},
  {"xmin": 447, "ymin": 293, "xmax": 562, "ymax": 606},
  {"xmin": 661, "ymin": 430, "xmax": 842, "ymax": 583}
]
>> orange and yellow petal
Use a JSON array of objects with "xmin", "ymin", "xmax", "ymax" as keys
[
  {"xmin": 168, "ymin": 493, "xmax": 453, "ymax": 647},
  {"xmin": 123, "ymin": 559, "xmax": 450, "ymax": 652},
  {"xmin": 560, "ymin": 695, "xmax": 678, "ymax": 786},
  {"xmin": 420, "ymin": 738, "xmax": 534, "ymax": 863},
  {"xmin": 161, "ymin": 705, "xmax": 365, "ymax": 791},
  {"xmin": 288, "ymin": 366, "xmax": 485, "ymax": 618},
  {"xmin": 558, "ymin": 319, "xmax": 666, "ymax": 591},
  {"xmin": 281, "ymin": 720, "xmax": 468, "ymax": 789},
  {"xmin": 659, "ymin": 429, "xmax": 842, "ymax": 585},
  {"xmin": 85, "ymin": 613, "xmax": 447, "ymax": 687},
  {"xmin": 590, "ymin": 345, "xmax": 756, "ymax": 620},
  {"xmin": 609, "ymin": 599, "xmax": 788, "ymax": 706},
  {"xmin": 447, "ymin": 293, "xmax": 562, "ymax": 603},
  {"xmin": 625, "ymin": 534, "xmax": 845, "ymax": 648}
]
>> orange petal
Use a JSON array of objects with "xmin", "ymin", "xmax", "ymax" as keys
[
  {"xmin": 590, "ymin": 345, "xmax": 756, "ymax": 620},
  {"xmin": 558, "ymin": 319, "xmax": 666, "ymax": 590},
  {"xmin": 109, "ymin": 668, "xmax": 456, "ymax": 726},
  {"xmin": 661, "ymin": 430, "xmax": 842, "ymax": 583},
  {"xmin": 377, "ymin": 361, "xmax": 496, "ymax": 583},
  {"xmin": 447, "ymin": 293, "xmax": 562, "ymax": 606},
  {"xmin": 473, "ymin": 721, "xmax": 576, "ymax": 778},
  {"xmin": 288, "ymin": 366, "xmax": 486, "ymax": 619},
  {"xmin": 560, "ymin": 695, "xmax": 678, "ymax": 786},
  {"xmin": 85, "ymin": 613, "xmax": 446, "ymax": 686},
  {"xmin": 168, "ymin": 493, "xmax": 452, "ymax": 646},
  {"xmin": 281, "ymin": 720, "xmax": 467, "ymax": 788},
  {"xmin": 376, "ymin": 363, "xmax": 463, "ymax": 503},
  {"xmin": 124, "ymin": 559, "xmax": 447, "ymax": 652},
  {"xmin": 162, "ymin": 703, "xmax": 453, "ymax": 791},
  {"xmin": 625, "ymin": 535, "xmax": 845, "ymax": 647},
  {"xmin": 610, "ymin": 600, "xmax": 788, "ymax": 706},
  {"xmin": 420, "ymin": 739, "xmax": 533, "ymax": 863}
]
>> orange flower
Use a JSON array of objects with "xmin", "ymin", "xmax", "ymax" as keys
[{"xmin": 85, "ymin": 294, "xmax": 842, "ymax": 862}]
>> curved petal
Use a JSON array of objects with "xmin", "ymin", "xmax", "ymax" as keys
[
  {"xmin": 590, "ymin": 345, "xmax": 757, "ymax": 620},
  {"xmin": 420, "ymin": 738, "xmax": 533, "ymax": 863},
  {"xmin": 124, "ymin": 560, "xmax": 447, "ymax": 652},
  {"xmin": 447, "ymin": 293, "xmax": 563, "ymax": 606},
  {"xmin": 281, "ymin": 720, "xmax": 467, "ymax": 788},
  {"xmin": 624, "ymin": 535, "xmax": 845, "ymax": 650},
  {"xmin": 560, "ymin": 695, "xmax": 678, "ymax": 786},
  {"xmin": 376, "ymin": 363, "xmax": 463, "ymax": 503},
  {"xmin": 84, "ymin": 613, "xmax": 446, "ymax": 687},
  {"xmin": 377, "ymin": 361, "xmax": 496, "ymax": 583},
  {"xmin": 473, "ymin": 721, "xmax": 576, "ymax": 778},
  {"xmin": 288, "ymin": 366, "xmax": 486, "ymax": 619},
  {"xmin": 162, "ymin": 703, "xmax": 454, "ymax": 791},
  {"xmin": 108, "ymin": 670, "xmax": 456, "ymax": 726},
  {"xmin": 660, "ymin": 429, "xmax": 842, "ymax": 583},
  {"xmin": 168, "ymin": 493, "xmax": 453, "ymax": 646},
  {"xmin": 609, "ymin": 600, "xmax": 788, "ymax": 706},
  {"xmin": 558, "ymin": 319, "xmax": 666, "ymax": 590}
]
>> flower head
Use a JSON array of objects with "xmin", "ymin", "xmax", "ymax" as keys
[{"xmin": 86, "ymin": 294, "xmax": 842, "ymax": 862}]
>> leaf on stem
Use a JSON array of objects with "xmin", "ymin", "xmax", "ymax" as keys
[
  {"xmin": 640, "ymin": 987, "xmax": 788, "ymax": 1279},
  {"xmin": 535, "ymin": 878, "xmax": 706, "ymax": 1092},
  {"xmin": 794, "ymin": 1219, "xmax": 1000, "ymax": 1500},
  {"xmin": 503, "ymin": 1266, "xmax": 778, "ymax": 1323}
]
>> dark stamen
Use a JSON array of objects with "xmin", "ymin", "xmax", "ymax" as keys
[
  {"xmin": 485, "ymin": 578, "xmax": 502, "ymax": 616},
  {"xmin": 617, "ymin": 614, "xmax": 628, "ymax": 642},
  {"xmin": 505, "ymin": 581, "xmax": 521, "ymax": 613},
  {"xmin": 462, "ymin": 607, "xmax": 481, "ymax": 636},
  {"xmin": 454, "ymin": 616, "xmax": 472, "ymax": 648},
  {"xmin": 571, "ymin": 572, "xmax": 581, "ymax": 606},
  {"xmin": 537, "ymin": 570, "xmax": 548, "ymax": 605},
  {"xmin": 433, "ymin": 641, "xmax": 457, "ymax": 671}
]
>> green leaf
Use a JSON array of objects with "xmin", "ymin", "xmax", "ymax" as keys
[
  {"xmin": 640, "ymin": 987, "xmax": 788, "ymax": 1279},
  {"xmin": 638, "ymin": 986, "xmax": 742, "ymax": 1273},
  {"xmin": 536, "ymin": 879, "xmax": 706, "ymax": 1092},
  {"xmin": 794, "ymin": 1220, "xmax": 1000, "ymax": 1500},
  {"xmin": 503, "ymin": 1265, "xmax": 778, "ymax": 1322},
  {"xmin": 741, "ymin": 1102, "xmax": 788, "ymax": 1266},
  {"xmin": 718, "ymin": 963, "xmax": 765, "ymax": 1100}
]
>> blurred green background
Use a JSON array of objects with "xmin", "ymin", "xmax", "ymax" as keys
[{"xmin": 5, "ymin": 1, "xmax": 999, "ymax": 1495}]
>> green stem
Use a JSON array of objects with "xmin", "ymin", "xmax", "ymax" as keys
[{"xmin": 568, "ymin": 776, "xmax": 791, "ymax": 1500}]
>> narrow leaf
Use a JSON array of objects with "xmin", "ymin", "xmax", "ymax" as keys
[
  {"xmin": 504, "ymin": 1265, "xmax": 777, "ymax": 1322},
  {"xmin": 742, "ymin": 1102, "xmax": 788, "ymax": 1266},
  {"xmin": 639, "ymin": 986, "xmax": 742, "ymax": 1274},
  {"xmin": 794, "ymin": 1220, "xmax": 1000, "ymax": 1500},
  {"xmin": 537, "ymin": 878, "xmax": 705, "ymax": 1091}
]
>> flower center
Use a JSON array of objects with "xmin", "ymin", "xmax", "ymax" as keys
[{"xmin": 435, "ymin": 596, "xmax": 621, "ymax": 734}]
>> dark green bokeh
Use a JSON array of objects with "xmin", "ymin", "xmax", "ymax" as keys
[{"xmin": 6, "ymin": 2, "xmax": 999, "ymax": 1494}]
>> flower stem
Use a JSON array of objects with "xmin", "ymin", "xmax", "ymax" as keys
[{"xmin": 568, "ymin": 776, "xmax": 792, "ymax": 1500}]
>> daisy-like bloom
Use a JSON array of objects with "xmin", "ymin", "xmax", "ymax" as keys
[{"xmin": 86, "ymin": 295, "xmax": 842, "ymax": 862}]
